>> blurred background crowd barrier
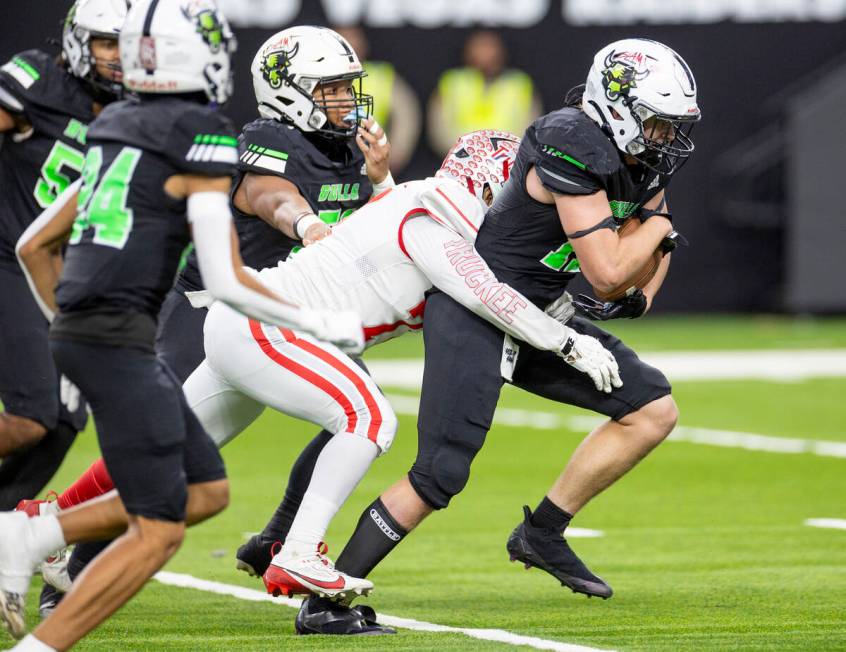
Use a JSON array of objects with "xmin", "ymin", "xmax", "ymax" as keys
[{"xmin": 2, "ymin": 0, "xmax": 844, "ymax": 314}]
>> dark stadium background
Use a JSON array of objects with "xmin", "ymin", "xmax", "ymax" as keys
[{"xmin": 2, "ymin": 2, "xmax": 844, "ymax": 314}]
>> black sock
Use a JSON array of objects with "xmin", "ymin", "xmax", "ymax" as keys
[
  {"xmin": 0, "ymin": 423, "xmax": 77, "ymax": 510},
  {"xmin": 261, "ymin": 429, "xmax": 333, "ymax": 542},
  {"xmin": 531, "ymin": 496, "xmax": 573, "ymax": 532},
  {"xmin": 68, "ymin": 540, "xmax": 112, "ymax": 581},
  {"xmin": 335, "ymin": 498, "xmax": 408, "ymax": 578}
]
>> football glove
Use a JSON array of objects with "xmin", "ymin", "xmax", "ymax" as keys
[
  {"xmin": 574, "ymin": 289, "xmax": 647, "ymax": 321},
  {"xmin": 559, "ymin": 332, "xmax": 622, "ymax": 393},
  {"xmin": 544, "ymin": 291, "xmax": 575, "ymax": 324}
]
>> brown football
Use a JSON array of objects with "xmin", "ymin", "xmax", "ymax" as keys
[{"xmin": 593, "ymin": 218, "xmax": 664, "ymax": 302}]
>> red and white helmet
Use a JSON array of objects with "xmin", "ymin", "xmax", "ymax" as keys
[{"xmin": 435, "ymin": 129, "xmax": 520, "ymax": 208}]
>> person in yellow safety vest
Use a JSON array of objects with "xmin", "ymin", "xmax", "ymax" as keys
[
  {"xmin": 336, "ymin": 26, "xmax": 422, "ymax": 174},
  {"xmin": 428, "ymin": 30, "xmax": 543, "ymax": 156}
]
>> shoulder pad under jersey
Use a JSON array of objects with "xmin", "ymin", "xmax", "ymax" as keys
[
  {"xmin": 417, "ymin": 177, "xmax": 485, "ymax": 243},
  {"xmin": 237, "ymin": 119, "xmax": 307, "ymax": 179},
  {"xmin": 532, "ymin": 108, "xmax": 622, "ymax": 196},
  {"xmin": 165, "ymin": 104, "xmax": 239, "ymax": 177},
  {"xmin": 0, "ymin": 50, "xmax": 79, "ymax": 116}
]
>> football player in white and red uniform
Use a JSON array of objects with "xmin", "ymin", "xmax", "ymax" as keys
[{"xmin": 182, "ymin": 129, "xmax": 620, "ymax": 600}]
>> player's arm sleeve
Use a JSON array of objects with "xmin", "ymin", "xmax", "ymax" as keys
[
  {"xmin": 188, "ymin": 191, "xmax": 319, "ymax": 330},
  {"xmin": 0, "ymin": 51, "xmax": 38, "ymax": 117},
  {"xmin": 15, "ymin": 178, "xmax": 82, "ymax": 322},
  {"xmin": 533, "ymin": 126, "xmax": 603, "ymax": 196},
  {"xmin": 166, "ymin": 108, "xmax": 240, "ymax": 177},
  {"xmin": 190, "ymin": 193, "xmax": 364, "ymax": 352},
  {"xmin": 401, "ymin": 216, "xmax": 571, "ymax": 352}
]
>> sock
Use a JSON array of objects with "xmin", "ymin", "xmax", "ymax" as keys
[
  {"xmin": 531, "ymin": 496, "xmax": 573, "ymax": 532},
  {"xmin": 57, "ymin": 458, "xmax": 113, "ymax": 510},
  {"xmin": 68, "ymin": 539, "xmax": 112, "ymax": 581},
  {"xmin": 0, "ymin": 423, "xmax": 77, "ymax": 510},
  {"xmin": 13, "ymin": 634, "xmax": 57, "ymax": 652},
  {"xmin": 261, "ymin": 429, "xmax": 333, "ymax": 542},
  {"xmin": 334, "ymin": 497, "xmax": 408, "ymax": 578},
  {"xmin": 279, "ymin": 434, "xmax": 378, "ymax": 562},
  {"xmin": 29, "ymin": 514, "xmax": 66, "ymax": 560}
]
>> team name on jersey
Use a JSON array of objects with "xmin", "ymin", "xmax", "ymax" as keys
[
  {"xmin": 443, "ymin": 238, "xmax": 527, "ymax": 324},
  {"xmin": 318, "ymin": 182, "xmax": 360, "ymax": 202}
]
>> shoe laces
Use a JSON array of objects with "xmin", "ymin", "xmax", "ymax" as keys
[{"xmin": 270, "ymin": 540, "xmax": 283, "ymax": 558}]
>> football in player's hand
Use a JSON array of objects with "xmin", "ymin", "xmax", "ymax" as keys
[{"xmin": 593, "ymin": 218, "xmax": 663, "ymax": 302}]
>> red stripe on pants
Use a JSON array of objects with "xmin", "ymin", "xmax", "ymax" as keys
[{"xmin": 248, "ymin": 320, "xmax": 359, "ymax": 434}]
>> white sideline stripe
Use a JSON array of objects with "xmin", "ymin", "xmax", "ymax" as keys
[
  {"xmin": 153, "ymin": 571, "xmax": 611, "ymax": 652},
  {"xmin": 805, "ymin": 518, "xmax": 846, "ymax": 530},
  {"xmin": 366, "ymin": 349, "xmax": 846, "ymax": 388},
  {"xmin": 563, "ymin": 527, "xmax": 604, "ymax": 538},
  {"xmin": 383, "ymin": 394, "xmax": 846, "ymax": 459}
]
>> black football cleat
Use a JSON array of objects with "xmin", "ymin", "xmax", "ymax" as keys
[
  {"xmin": 506, "ymin": 505, "xmax": 613, "ymax": 599},
  {"xmin": 38, "ymin": 583, "xmax": 64, "ymax": 620},
  {"xmin": 295, "ymin": 596, "xmax": 396, "ymax": 636},
  {"xmin": 235, "ymin": 534, "xmax": 279, "ymax": 578}
]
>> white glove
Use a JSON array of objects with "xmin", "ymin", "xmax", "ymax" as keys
[
  {"xmin": 305, "ymin": 310, "xmax": 365, "ymax": 356},
  {"xmin": 545, "ymin": 291, "xmax": 575, "ymax": 324},
  {"xmin": 60, "ymin": 375, "xmax": 81, "ymax": 413},
  {"xmin": 559, "ymin": 331, "xmax": 623, "ymax": 393}
]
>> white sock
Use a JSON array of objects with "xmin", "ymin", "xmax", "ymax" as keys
[
  {"xmin": 29, "ymin": 515, "xmax": 67, "ymax": 561},
  {"xmin": 13, "ymin": 634, "xmax": 57, "ymax": 652},
  {"xmin": 279, "ymin": 434, "xmax": 378, "ymax": 562}
]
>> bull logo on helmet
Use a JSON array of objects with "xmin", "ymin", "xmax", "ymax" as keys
[
  {"xmin": 601, "ymin": 50, "xmax": 653, "ymax": 101},
  {"xmin": 181, "ymin": 5, "xmax": 225, "ymax": 53},
  {"xmin": 261, "ymin": 41, "xmax": 300, "ymax": 90}
]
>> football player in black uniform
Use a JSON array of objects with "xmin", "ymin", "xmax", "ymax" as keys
[
  {"xmin": 292, "ymin": 38, "xmax": 701, "ymax": 634},
  {"xmin": 15, "ymin": 24, "xmax": 393, "ymax": 600},
  {"xmin": 0, "ymin": 1, "xmax": 364, "ymax": 647},
  {"xmin": 0, "ymin": 0, "xmax": 125, "ymax": 508}
]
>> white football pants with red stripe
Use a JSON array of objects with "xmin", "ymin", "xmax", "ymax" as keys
[{"xmin": 184, "ymin": 302, "xmax": 397, "ymax": 454}]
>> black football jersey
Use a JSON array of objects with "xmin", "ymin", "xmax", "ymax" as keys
[
  {"xmin": 475, "ymin": 107, "xmax": 669, "ymax": 308},
  {"xmin": 0, "ymin": 50, "xmax": 94, "ymax": 271},
  {"xmin": 177, "ymin": 119, "xmax": 372, "ymax": 291},
  {"xmin": 55, "ymin": 96, "xmax": 238, "ymax": 319}
]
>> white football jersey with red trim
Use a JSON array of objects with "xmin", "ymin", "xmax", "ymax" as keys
[{"xmin": 257, "ymin": 177, "xmax": 479, "ymax": 348}]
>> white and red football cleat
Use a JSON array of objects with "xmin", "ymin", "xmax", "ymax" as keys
[{"xmin": 262, "ymin": 542, "xmax": 373, "ymax": 601}]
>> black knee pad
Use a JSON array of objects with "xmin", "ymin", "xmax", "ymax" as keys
[{"xmin": 409, "ymin": 431, "xmax": 486, "ymax": 510}]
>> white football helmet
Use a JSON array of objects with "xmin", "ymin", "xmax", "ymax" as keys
[
  {"xmin": 251, "ymin": 26, "xmax": 372, "ymax": 138},
  {"xmin": 582, "ymin": 38, "xmax": 700, "ymax": 175},
  {"xmin": 62, "ymin": 0, "xmax": 127, "ymax": 101},
  {"xmin": 435, "ymin": 129, "xmax": 521, "ymax": 209},
  {"xmin": 121, "ymin": 0, "xmax": 236, "ymax": 105}
]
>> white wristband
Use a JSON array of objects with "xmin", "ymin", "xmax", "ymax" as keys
[
  {"xmin": 372, "ymin": 171, "xmax": 395, "ymax": 194},
  {"xmin": 294, "ymin": 213, "xmax": 322, "ymax": 240}
]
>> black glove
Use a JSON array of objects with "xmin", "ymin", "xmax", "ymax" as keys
[
  {"xmin": 574, "ymin": 289, "xmax": 648, "ymax": 321},
  {"xmin": 659, "ymin": 230, "xmax": 689, "ymax": 254}
]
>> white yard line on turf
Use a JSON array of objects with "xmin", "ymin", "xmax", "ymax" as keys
[
  {"xmin": 366, "ymin": 349, "xmax": 846, "ymax": 388},
  {"xmin": 383, "ymin": 394, "xmax": 846, "ymax": 460},
  {"xmin": 153, "ymin": 571, "xmax": 612, "ymax": 652},
  {"xmin": 805, "ymin": 518, "xmax": 846, "ymax": 530}
]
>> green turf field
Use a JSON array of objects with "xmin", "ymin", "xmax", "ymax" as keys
[{"xmin": 4, "ymin": 317, "xmax": 845, "ymax": 651}]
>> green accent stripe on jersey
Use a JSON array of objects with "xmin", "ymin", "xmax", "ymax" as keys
[
  {"xmin": 194, "ymin": 134, "xmax": 238, "ymax": 147},
  {"xmin": 540, "ymin": 144, "xmax": 587, "ymax": 171},
  {"xmin": 246, "ymin": 143, "xmax": 288, "ymax": 161},
  {"xmin": 12, "ymin": 57, "xmax": 40, "ymax": 82}
]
